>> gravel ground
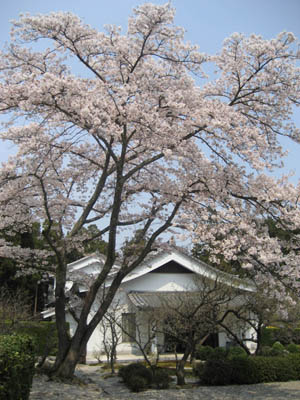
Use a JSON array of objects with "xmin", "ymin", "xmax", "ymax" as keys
[{"xmin": 29, "ymin": 365, "xmax": 300, "ymax": 400}]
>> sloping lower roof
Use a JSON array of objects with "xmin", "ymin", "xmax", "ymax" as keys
[
  {"xmin": 128, "ymin": 291, "xmax": 179, "ymax": 309},
  {"xmin": 128, "ymin": 290, "xmax": 222, "ymax": 310}
]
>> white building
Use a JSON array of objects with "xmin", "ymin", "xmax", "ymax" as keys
[{"xmin": 43, "ymin": 249, "xmax": 257, "ymax": 357}]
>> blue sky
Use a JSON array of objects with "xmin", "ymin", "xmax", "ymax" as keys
[{"xmin": 0, "ymin": 0, "xmax": 299, "ymax": 180}]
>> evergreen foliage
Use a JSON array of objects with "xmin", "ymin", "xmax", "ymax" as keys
[{"xmin": 0, "ymin": 335, "xmax": 35, "ymax": 400}]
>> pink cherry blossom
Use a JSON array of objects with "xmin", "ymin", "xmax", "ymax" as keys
[{"xmin": 0, "ymin": 3, "xmax": 299, "ymax": 377}]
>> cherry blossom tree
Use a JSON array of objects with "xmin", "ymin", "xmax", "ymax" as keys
[{"xmin": 0, "ymin": 3, "xmax": 300, "ymax": 378}]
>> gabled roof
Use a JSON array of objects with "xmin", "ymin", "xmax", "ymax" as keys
[
  {"xmin": 66, "ymin": 248, "xmax": 255, "ymax": 292},
  {"xmin": 42, "ymin": 249, "xmax": 254, "ymax": 319},
  {"xmin": 67, "ymin": 252, "xmax": 106, "ymax": 273},
  {"xmin": 120, "ymin": 249, "xmax": 254, "ymax": 291}
]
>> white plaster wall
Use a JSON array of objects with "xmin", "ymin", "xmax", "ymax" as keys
[
  {"xmin": 121, "ymin": 273, "xmax": 198, "ymax": 292},
  {"xmin": 218, "ymin": 331, "xmax": 227, "ymax": 348},
  {"xmin": 84, "ymin": 273, "xmax": 198, "ymax": 356},
  {"xmin": 66, "ymin": 313, "xmax": 77, "ymax": 338},
  {"xmin": 68, "ymin": 270, "xmax": 258, "ymax": 356},
  {"xmin": 85, "ymin": 293, "xmax": 143, "ymax": 357},
  {"xmin": 244, "ymin": 325, "xmax": 258, "ymax": 353}
]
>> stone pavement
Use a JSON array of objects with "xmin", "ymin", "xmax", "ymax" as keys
[{"xmin": 29, "ymin": 364, "xmax": 300, "ymax": 400}]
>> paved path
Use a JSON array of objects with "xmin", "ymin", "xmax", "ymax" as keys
[{"xmin": 30, "ymin": 365, "xmax": 300, "ymax": 400}]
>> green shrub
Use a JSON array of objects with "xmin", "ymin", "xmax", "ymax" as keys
[
  {"xmin": 259, "ymin": 346, "xmax": 273, "ymax": 356},
  {"xmin": 251, "ymin": 356, "xmax": 298, "ymax": 382},
  {"xmin": 117, "ymin": 364, "xmax": 128, "ymax": 379},
  {"xmin": 0, "ymin": 334, "xmax": 35, "ymax": 400},
  {"xmin": 15, "ymin": 321, "xmax": 68, "ymax": 356},
  {"xmin": 199, "ymin": 354, "xmax": 300, "ymax": 385},
  {"xmin": 118, "ymin": 363, "xmax": 153, "ymax": 391},
  {"xmin": 261, "ymin": 326, "xmax": 278, "ymax": 346},
  {"xmin": 153, "ymin": 368, "xmax": 170, "ymax": 389},
  {"xmin": 201, "ymin": 359, "xmax": 233, "ymax": 385},
  {"xmin": 1, "ymin": 321, "xmax": 68, "ymax": 357},
  {"xmin": 209, "ymin": 346, "xmax": 228, "ymax": 360},
  {"xmin": 261, "ymin": 327, "xmax": 300, "ymax": 347},
  {"xmin": 270, "ymin": 341, "xmax": 286, "ymax": 357},
  {"xmin": 127, "ymin": 375, "xmax": 148, "ymax": 392},
  {"xmin": 118, "ymin": 363, "xmax": 151, "ymax": 382},
  {"xmin": 272, "ymin": 341, "xmax": 285, "ymax": 351},
  {"xmin": 193, "ymin": 362, "xmax": 206, "ymax": 382},
  {"xmin": 195, "ymin": 345, "xmax": 214, "ymax": 361},
  {"xmin": 230, "ymin": 357, "xmax": 260, "ymax": 384},
  {"xmin": 286, "ymin": 343, "xmax": 300, "ymax": 354},
  {"xmin": 286, "ymin": 354, "xmax": 300, "ymax": 377},
  {"xmin": 227, "ymin": 346, "xmax": 248, "ymax": 360}
]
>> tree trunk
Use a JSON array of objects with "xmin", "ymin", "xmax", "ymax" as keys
[
  {"xmin": 175, "ymin": 347, "xmax": 191, "ymax": 386},
  {"xmin": 79, "ymin": 343, "xmax": 87, "ymax": 364},
  {"xmin": 255, "ymin": 325, "xmax": 262, "ymax": 355},
  {"xmin": 55, "ymin": 347, "xmax": 79, "ymax": 378},
  {"xmin": 50, "ymin": 249, "xmax": 153, "ymax": 378},
  {"xmin": 176, "ymin": 364, "xmax": 186, "ymax": 386},
  {"xmin": 110, "ymin": 349, "xmax": 115, "ymax": 374},
  {"xmin": 52, "ymin": 323, "xmax": 90, "ymax": 378}
]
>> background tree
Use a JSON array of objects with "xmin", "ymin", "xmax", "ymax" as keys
[
  {"xmin": 218, "ymin": 281, "xmax": 299, "ymax": 355},
  {"xmin": 114, "ymin": 307, "xmax": 162, "ymax": 373},
  {"xmin": 0, "ymin": 287, "xmax": 32, "ymax": 334},
  {"xmin": 0, "ymin": 223, "xmax": 49, "ymax": 313},
  {"xmin": 0, "ymin": 222, "xmax": 107, "ymax": 313},
  {"xmin": 97, "ymin": 300, "xmax": 122, "ymax": 374},
  {"xmin": 155, "ymin": 276, "xmax": 237, "ymax": 385},
  {"xmin": 0, "ymin": 3, "xmax": 300, "ymax": 378}
]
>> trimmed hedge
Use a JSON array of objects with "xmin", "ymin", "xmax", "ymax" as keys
[
  {"xmin": 0, "ymin": 334, "xmax": 35, "ymax": 400},
  {"xmin": 194, "ymin": 354, "xmax": 300, "ymax": 385},
  {"xmin": 195, "ymin": 345, "xmax": 247, "ymax": 361},
  {"xmin": 201, "ymin": 359, "xmax": 233, "ymax": 385}
]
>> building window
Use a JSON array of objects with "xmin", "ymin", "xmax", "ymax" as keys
[{"xmin": 122, "ymin": 313, "xmax": 136, "ymax": 342}]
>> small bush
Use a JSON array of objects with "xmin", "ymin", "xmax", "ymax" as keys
[
  {"xmin": 195, "ymin": 345, "xmax": 214, "ymax": 361},
  {"xmin": 118, "ymin": 365, "xmax": 127, "ymax": 380},
  {"xmin": 270, "ymin": 341, "xmax": 286, "ymax": 357},
  {"xmin": 119, "ymin": 363, "xmax": 151, "ymax": 383},
  {"xmin": 153, "ymin": 368, "xmax": 170, "ymax": 389},
  {"xmin": 127, "ymin": 375, "xmax": 148, "ymax": 392},
  {"xmin": 227, "ymin": 346, "xmax": 248, "ymax": 360},
  {"xmin": 272, "ymin": 341, "xmax": 285, "ymax": 351},
  {"xmin": 0, "ymin": 334, "xmax": 35, "ymax": 400},
  {"xmin": 209, "ymin": 346, "xmax": 228, "ymax": 360},
  {"xmin": 286, "ymin": 343, "xmax": 300, "ymax": 354},
  {"xmin": 118, "ymin": 363, "xmax": 153, "ymax": 392},
  {"xmin": 193, "ymin": 362, "xmax": 206, "ymax": 382}
]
